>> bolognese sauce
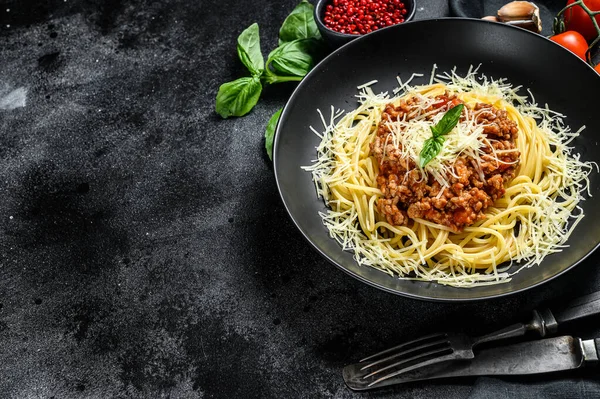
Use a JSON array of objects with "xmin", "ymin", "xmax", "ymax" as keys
[{"xmin": 371, "ymin": 92, "xmax": 520, "ymax": 232}]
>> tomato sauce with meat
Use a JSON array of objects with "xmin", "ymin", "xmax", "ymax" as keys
[{"xmin": 370, "ymin": 92, "xmax": 520, "ymax": 232}]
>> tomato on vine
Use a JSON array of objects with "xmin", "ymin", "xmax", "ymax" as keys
[
  {"xmin": 549, "ymin": 30, "xmax": 589, "ymax": 59},
  {"xmin": 564, "ymin": 0, "xmax": 600, "ymax": 41}
]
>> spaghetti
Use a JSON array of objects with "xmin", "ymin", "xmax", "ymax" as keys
[{"xmin": 303, "ymin": 66, "xmax": 596, "ymax": 287}]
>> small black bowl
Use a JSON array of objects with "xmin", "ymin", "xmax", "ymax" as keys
[{"xmin": 314, "ymin": 0, "xmax": 416, "ymax": 49}]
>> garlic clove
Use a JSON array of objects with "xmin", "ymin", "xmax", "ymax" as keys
[
  {"xmin": 497, "ymin": 1, "xmax": 542, "ymax": 33},
  {"xmin": 482, "ymin": 16, "xmax": 499, "ymax": 22},
  {"xmin": 497, "ymin": 1, "xmax": 539, "ymax": 21}
]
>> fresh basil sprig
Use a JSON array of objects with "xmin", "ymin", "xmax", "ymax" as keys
[
  {"xmin": 264, "ymin": 108, "xmax": 283, "ymax": 160},
  {"xmin": 215, "ymin": 76, "xmax": 263, "ymax": 119},
  {"xmin": 216, "ymin": 23, "xmax": 264, "ymax": 118},
  {"xmin": 265, "ymin": 38, "xmax": 320, "ymax": 82},
  {"xmin": 419, "ymin": 104, "xmax": 465, "ymax": 168},
  {"xmin": 279, "ymin": 0, "xmax": 322, "ymax": 45},
  {"xmin": 237, "ymin": 23, "xmax": 264, "ymax": 76},
  {"xmin": 215, "ymin": 0, "xmax": 323, "ymax": 120}
]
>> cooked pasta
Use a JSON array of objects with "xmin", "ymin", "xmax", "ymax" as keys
[{"xmin": 303, "ymin": 66, "xmax": 596, "ymax": 287}]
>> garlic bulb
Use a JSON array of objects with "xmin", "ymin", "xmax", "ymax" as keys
[{"xmin": 496, "ymin": 1, "xmax": 542, "ymax": 33}]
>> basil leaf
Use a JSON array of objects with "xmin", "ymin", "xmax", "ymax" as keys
[
  {"xmin": 267, "ymin": 38, "xmax": 318, "ymax": 78},
  {"xmin": 237, "ymin": 23, "xmax": 264, "ymax": 76},
  {"xmin": 265, "ymin": 108, "xmax": 282, "ymax": 160},
  {"xmin": 215, "ymin": 76, "xmax": 262, "ymax": 118},
  {"xmin": 279, "ymin": 0, "xmax": 322, "ymax": 45},
  {"xmin": 419, "ymin": 136, "xmax": 445, "ymax": 168},
  {"xmin": 431, "ymin": 103, "xmax": 464, "ymax": 137},
  {"xmin": 419, "ymin": 104, "xmax": 465, "ymax": 165}
]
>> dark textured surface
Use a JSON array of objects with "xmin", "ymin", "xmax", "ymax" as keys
[{"xmin": 0, "ymin": 0, "xmax": 599, "ymax": 398}]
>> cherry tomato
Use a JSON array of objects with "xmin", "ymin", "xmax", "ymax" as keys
[
  {"xmin": 564, "ymin": 0, "xmax": 600, "ymax": 42},
  {"xmin": 595, "ymin": 64, "xmax": 600, "ymax": 74},
  {"xmin": 549, "ymin": 30, "xmax": 588, "ymax": 60}
]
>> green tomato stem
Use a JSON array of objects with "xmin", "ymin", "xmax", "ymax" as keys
[{"xmin": 554, "ymin": 0, "xmax": 600, "ymax": 65}]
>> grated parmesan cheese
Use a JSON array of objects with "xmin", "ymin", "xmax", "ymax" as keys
[{"xmin": 302, "ymin": 65, "xmax": 596, "ymax": 287}]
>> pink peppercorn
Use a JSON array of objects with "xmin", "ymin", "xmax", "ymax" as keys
[{"xmin": 323, "ymin": 0, "xmax": 408, "ymax": 35}]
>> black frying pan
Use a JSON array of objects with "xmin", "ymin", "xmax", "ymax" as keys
[{"xmin": 273, "ymin": 18, "xmax": 600, "ymax": 301}]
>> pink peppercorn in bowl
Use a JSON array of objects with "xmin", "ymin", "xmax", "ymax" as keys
[{"xmin": 314, "ymin": 0, "xmax": 416, "ymax": 48}]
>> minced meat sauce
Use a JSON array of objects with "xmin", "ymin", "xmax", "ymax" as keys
[{"xmin": 370, "ymin": 92, "xmax": 520, "ymax": 232}]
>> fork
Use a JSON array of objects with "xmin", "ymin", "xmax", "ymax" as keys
[{"xmin": 343, "ymin": 290, "xmax": 600, "ymax": 390}]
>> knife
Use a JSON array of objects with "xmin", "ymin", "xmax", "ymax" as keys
[
  {"xmin": 343, "ymin": 290, "xmax": 600, "ymax": 391},
  {"xmin": 344, "ymin": 335, "xmax": 600, "ymax": 390}
]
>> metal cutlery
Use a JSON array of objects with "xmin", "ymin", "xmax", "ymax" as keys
[
  {"xmin": 343, "ymin": 290, "xmax": 600, "ymax": 390},
  {"xmin": 344, "ymin": 335, "xmax": 599, "ymax": 390}
]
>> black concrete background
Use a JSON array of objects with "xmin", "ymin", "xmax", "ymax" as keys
[{"xmin": 0, "ymin": 0, "xmax": 599, "ymax": 398}]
